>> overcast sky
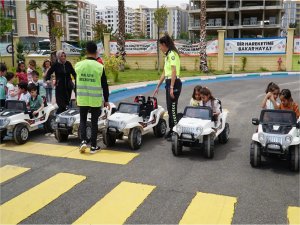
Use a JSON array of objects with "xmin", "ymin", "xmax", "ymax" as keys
[{"xmin": 90, "ymin": 0, "xmax": 189, "ymax": 9}]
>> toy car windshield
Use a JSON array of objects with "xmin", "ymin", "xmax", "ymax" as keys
[
  {"xmin": 5, "ymin": 100, "xmax": 26, "ymax": 111},
  {"xmin": 260, "ymin": 110, "xmax": 296, "ymax": 125},
  {"xmin": 118, "ymin": 103, "xmax": 140, "ymax": 114},
  {"xmin": 183, "ymin": 106, "xmax": 212, "ymax": 120}
]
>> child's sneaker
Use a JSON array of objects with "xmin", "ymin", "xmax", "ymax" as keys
[
  {"xmin": 79, "ymin": 141, "xmax": 87, "ymax": 153},
  {"xmin": 90, "ymin": 146, "xmax": 101, "ymax": 154}
]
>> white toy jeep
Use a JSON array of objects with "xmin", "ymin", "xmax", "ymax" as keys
[
  {"xmin": 54, "ymin": 100, "xmax": 116, "ymax": 142},
  {"xmin": 0, "ymin": 100, "xmax": 56, "ymax": 144},
  {"xmin": 171, "ymin": 105, "xmax": 229, "ymax": 158},
  {"xmin": 102, "ymin": 96, "xmax": 167, "ymax": 150},
  {"xmin": 250, "ymin": 109, "xmax": 300, "ymax": 171}
]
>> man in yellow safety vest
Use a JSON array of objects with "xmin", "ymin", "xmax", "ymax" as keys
[{"xmin": 75, "ymin": 41, "xmax": 110, "ymax": 154}]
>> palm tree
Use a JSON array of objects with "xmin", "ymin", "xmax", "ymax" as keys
[
  {"xmin": 199, "ymin": 0, "xmax": 208, "ymax": 73},
  {"xmin": 27, "ymin": 0, "xmax": 75, "ymax": 52},
  {"xmin": 117, "ymin": 0, "xmax": 126, "ymax": 70}
]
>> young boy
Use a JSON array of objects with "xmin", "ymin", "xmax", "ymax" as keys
[
  {"xmin": 18, "ymin": 81, "xmax": 30, "ymax": 104},
  {"xmin": 29, "ymin": 70, "xmax": 43, "ymax": 96},
  {"xmin": 27, "ymin": 83, "xmax": 44, "ymax": 118},
  {"xmin": 27, "ymin": 59, "xmax": 36, "ymax": 82},
  {"xmin": 0, "ymin": 63, "xmax": 8, "ymax": 107},
  {"xmin": 6, "ymin": 72, "xmax": 18, "ymax": 100}
]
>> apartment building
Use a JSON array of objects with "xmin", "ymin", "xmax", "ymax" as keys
[
  {"xmin": 0, "ymin": 0, "xmax": 17, "ymax": 42},
  {"xmin": 189, "ymin": 0, "xmax": 284, "ymax": 40},
  {"xmin": 64, "ymin": 0, "xmax": 97, "ymax": 42},
  {"xmin": 141, "ymin": 6, "xmax": 188, "ymax": 39},
  {"xmin": 133, "ymin": 7, "xmax": 147, "ymax": 37},
  {"xmin": 282, "ymin": 0, "xmax": 297, "ymax": 30}
]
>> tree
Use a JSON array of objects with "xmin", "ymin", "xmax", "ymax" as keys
[
  {"xmin": 27, "ymin": 1, "xmax": 75, "ymax": 52},
  {"xmin": 117, "ymin": 0, "xmax": 126, "ymax": 71},
  {"xmin": 92, "ymin": 21, "xmax": 112, "ymax": 43},
  {"xmin": 16, "ymin": 41, "xmax": 25, "ymax": 63},
  {"xmin": 0, "ymin": 11, "xmax": 12, "ymax": 37},
  {"xmin": 154, "ymin": 5, "xmax": 169, "ymax": 72},
  {"xmin": 179, "ymin": 32, "xmax": 189, "ymax": 40},
  {"xmin": 154, "ymin": 5, "xmax": 169, "ymax": 35},
  {"xmin": 199, "ymin": 0, "xmax": 208, "ymax": 73}
]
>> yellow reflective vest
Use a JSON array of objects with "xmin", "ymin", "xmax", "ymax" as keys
[{"xmin": 75, "ymin": 59, "xmax": 103, "ymax": 107}]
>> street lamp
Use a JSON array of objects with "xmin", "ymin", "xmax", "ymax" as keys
[{"xmin": 9, "ymin": 0, "xmax": 14, "ymax": 67}]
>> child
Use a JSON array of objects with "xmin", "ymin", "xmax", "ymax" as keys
[
  {"xmin": 5, "ymin": 72, "xmax": 18, "ymax": 100},
  {"xmin": 261, "ymin": 82, "xmax": 280, "ymax": 109},
  {"xmin": 27, "ymin": 83, "xmax": 44, "ymax": 118},
  {"xmin": 190, "ymin": 85, "xmax": 202, "ymax": 106},
  {"xmin": 0, "ymin": 63, "xmax": 8, "ymax": 107},
  {"xmin": 200, "ymin": 87, "xmax": 221, "ymax": 120},
  {"xmin": 279, "ymin": 89, "xmax": 300, "ymax": 119},
  {"xmin": 18, "ymin": 81, "xmax": 30, "ymax": 104},
  {"xmin": 29, "ymin": 70, "xmax": 43, "ymax": 96},
  {"xmin": 42, "ymin": 59, "xmax": 53, "ymax": 103},
  {"xmin": 16, "ymin": 61, "xmax": 28, "ymax": 83},
  {"xmin": 27, "ymin": 59, "xmax": 36, "ymax": 82}
]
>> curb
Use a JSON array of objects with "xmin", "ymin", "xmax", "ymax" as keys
[{"xmin": 109, "ymin": 72, "xmax": 300, "ymax": 95}]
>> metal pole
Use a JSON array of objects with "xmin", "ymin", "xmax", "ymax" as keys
[
  {"xmin": 232, "ymin": 52, "xmax": 235, "ymax": 74},
  {"xmin": 157, "ymin": 0, "xmax": 160, "ymax": 73},
  {"xmin": 9, "ymin": 0, "xmax": 14, "ymax": 67}
]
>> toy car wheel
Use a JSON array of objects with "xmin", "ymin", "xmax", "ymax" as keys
[
  {"xmin": 102, "ymin": 129, "xmax": 116, "ymax": 147},
  {"xmin": 204, "ymin": 134, "xmax": 214, "ymax": 159},
  {"xmin": 0, "ymin": 133, "xmax": 5, "ymax": 143},
  {"xmin": 219, "ymin": 122, "xmax": 230, "ymax": 144},
  {"xmin": 128, "ymin": 128, "xmax": 142, "ymax": 150},
  {"xmin": 44, "ymin": 115, "xmax": 56, "ymax": 133},
  {"xmin": 290, "ymin": 145, "xmax": 299, "ymax": 172},
  {"xmin": 250, "ymin": 141, "xmax": 261, "ymax": 167},
  {"xmin": 78, "ymin": 122, "xmax": 92, "ymax": 143},
  {"xmin": 13, "ymin": 124, "xmax": 29, "ymax": 145},
  {"xmin": 171, "ymin": 133, "xmax": 182, "ymax": 156},
  {"xmin": 153, "ymin": 118, "xmax": 167, "ymax": 138},
  {"xmin": 55, "ymin": 129, "xmax": 69, "ymax": 142}
]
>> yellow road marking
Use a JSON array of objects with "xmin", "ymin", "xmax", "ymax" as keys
[
  {"xmin": 0, "ymin": 142, "xmax": 139, "ymax": 165},
  {"xmin": 179, "ymin": 192, "xmax": 237, "ymax": 224},
  {"xmin": 0, "ymin": 172, "xmax": 86, "ymax": 225},
  {"xmin": 287, "ymin": 206, "xmax": 300, "ymax": 225},
  {"xmin": 73, "ymin": 181, "xmax": 156, "ymax": 224},
  {"xmin": 0, "ymin": 165, "xmax": 30, "ymax": 184}
]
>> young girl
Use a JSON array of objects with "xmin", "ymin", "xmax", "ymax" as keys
[
  {"xmin": 279, "ymin": 89, "xmax": 300, "ymax": 119},
  {"xmin": 5, "ymin": 72, "xmax": 18, "ymax": 100},
  {"xmin": 190, "ymin": 85, "xmax": 202, "ymax": 106},
  {"xmin": 42, "ymin": 59, "xmax": 53, "ymax": 103},
  {"xmin": 27, "ymin": 59, "xmax": 36, "ymax": 82},
  {"xmin": 200, "ymin": 87, "xmax": 221, "ymax": 119},
  {"xmin": 261, "ymin": 82, "xmax": 280, "ymax": 109},
  {"xmin": 16, "ymin": 61, "xmax": 28, "ymax": 83}
]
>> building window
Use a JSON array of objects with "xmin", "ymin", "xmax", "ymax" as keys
[
  {"xmin": 56, "ymin": 15, "xmax": 60, "ymax": 22},
  {"xmin": 30, "ymin": 10, "xmax": 35, "ymax": 18},
  {"xmin": 46, "ymin": 26, "xmax": 49, "ymax": 32},
  {"xmin": 38, "ymin": 24, "xmax": 43, "ymax": 32},
  {"xmin": 30, "ymin": 23, "xmax": 36, "ymax": 31}
]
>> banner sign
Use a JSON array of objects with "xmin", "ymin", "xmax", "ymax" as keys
[
  {"xmin": 62, "ymin": 42, "xmax": 81, "ymax": 55},
  {"xmin": 294, "ymin": 38, "xmax": 300, "ymax": 54},
  {"xmin": 62, "ymin": 42, "xmax": 104, "ymax": 56},
  {"xmin": 225, "ymin": 38, "xmax": 286, "ymax": 54},
  {"xmin": 0, "ymin": 42, "xmax": 10, "ymax": 56},
  {"xmin": 109, "ymin": 40, "xmax": 218, "ymax": 56}
]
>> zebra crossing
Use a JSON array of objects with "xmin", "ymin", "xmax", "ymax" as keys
[
  {"xmin": 0, "ymin": 164, "xmax": 299, "ymax": 224},
  {"xmin": 0, "ymin": 142, "xmax": 139, "ymax": 165}
]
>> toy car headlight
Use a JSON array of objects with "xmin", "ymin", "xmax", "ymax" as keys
[
  {"xmin": 0, "ymin": 118, "xmax": 10, "ymax": 128},
  {"xmin": 258, "ymin": 133, "xmax": 265, "ymax": 143},
  {"xmin": 285, "ymin": 135, "xmax": 293, "ymax": 144},
  {"xmin": 67, "ymin": 117, "xmax": 76, "ymax": 126},
  {"xmin": 195, "ymin": 127, "xmax": 203, "ymax": 137},
  {"xmin": 176, "ymin": 125, "xmax": 182, "ymax": 133},
  {"xmin": 119, "ymin": 121, "xmax": 126, "ymax": 130}
]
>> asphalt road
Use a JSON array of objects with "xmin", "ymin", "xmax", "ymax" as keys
[{"xmin": 1, "ymin": 75, "xmax": 299, "ymax": 224}]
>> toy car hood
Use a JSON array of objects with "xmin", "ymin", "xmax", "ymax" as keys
[
  {"xmin": 108, "ymin": 112, "xmax": 138, "ymax": 122},
  {"xmin": 178, "ymin": 117, "xmax": 212, "ymax": 128}
]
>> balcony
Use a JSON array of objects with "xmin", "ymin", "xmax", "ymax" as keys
[
  {"xmin": 68, "ymin": 14, "xmax": 78, "ymax": 19},
  {"xmin": 68, "ymin": 8, "xmax": 77, "ymax": 13}
]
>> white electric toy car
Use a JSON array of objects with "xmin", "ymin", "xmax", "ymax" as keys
[
  {"xmin": 54, "ymin": 101, "xmax": 116, "ymax": 142},
  {"xmin": 0, "ymin": 100, "xmax": 56, "ymax": 144},
  {"xmin": 250, "ymin": 109, "xmax": 300, "ymax": 171},
  {"xmin": 171, "ymin": 105, "xmax": 229, "ymax": 158},
  {"xmin": 102, "ymin": 96, "xmax": 167, "ymax": 150}
]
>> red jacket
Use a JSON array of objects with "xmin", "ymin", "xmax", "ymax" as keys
[{"xmin": 97, "ymin": 57, "xmax": 103, "ymax": 65}]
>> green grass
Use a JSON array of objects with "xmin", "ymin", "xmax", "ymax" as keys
[{"xmin": 292, "ymin": 54, "xmax": 300, "ymax": 71}]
